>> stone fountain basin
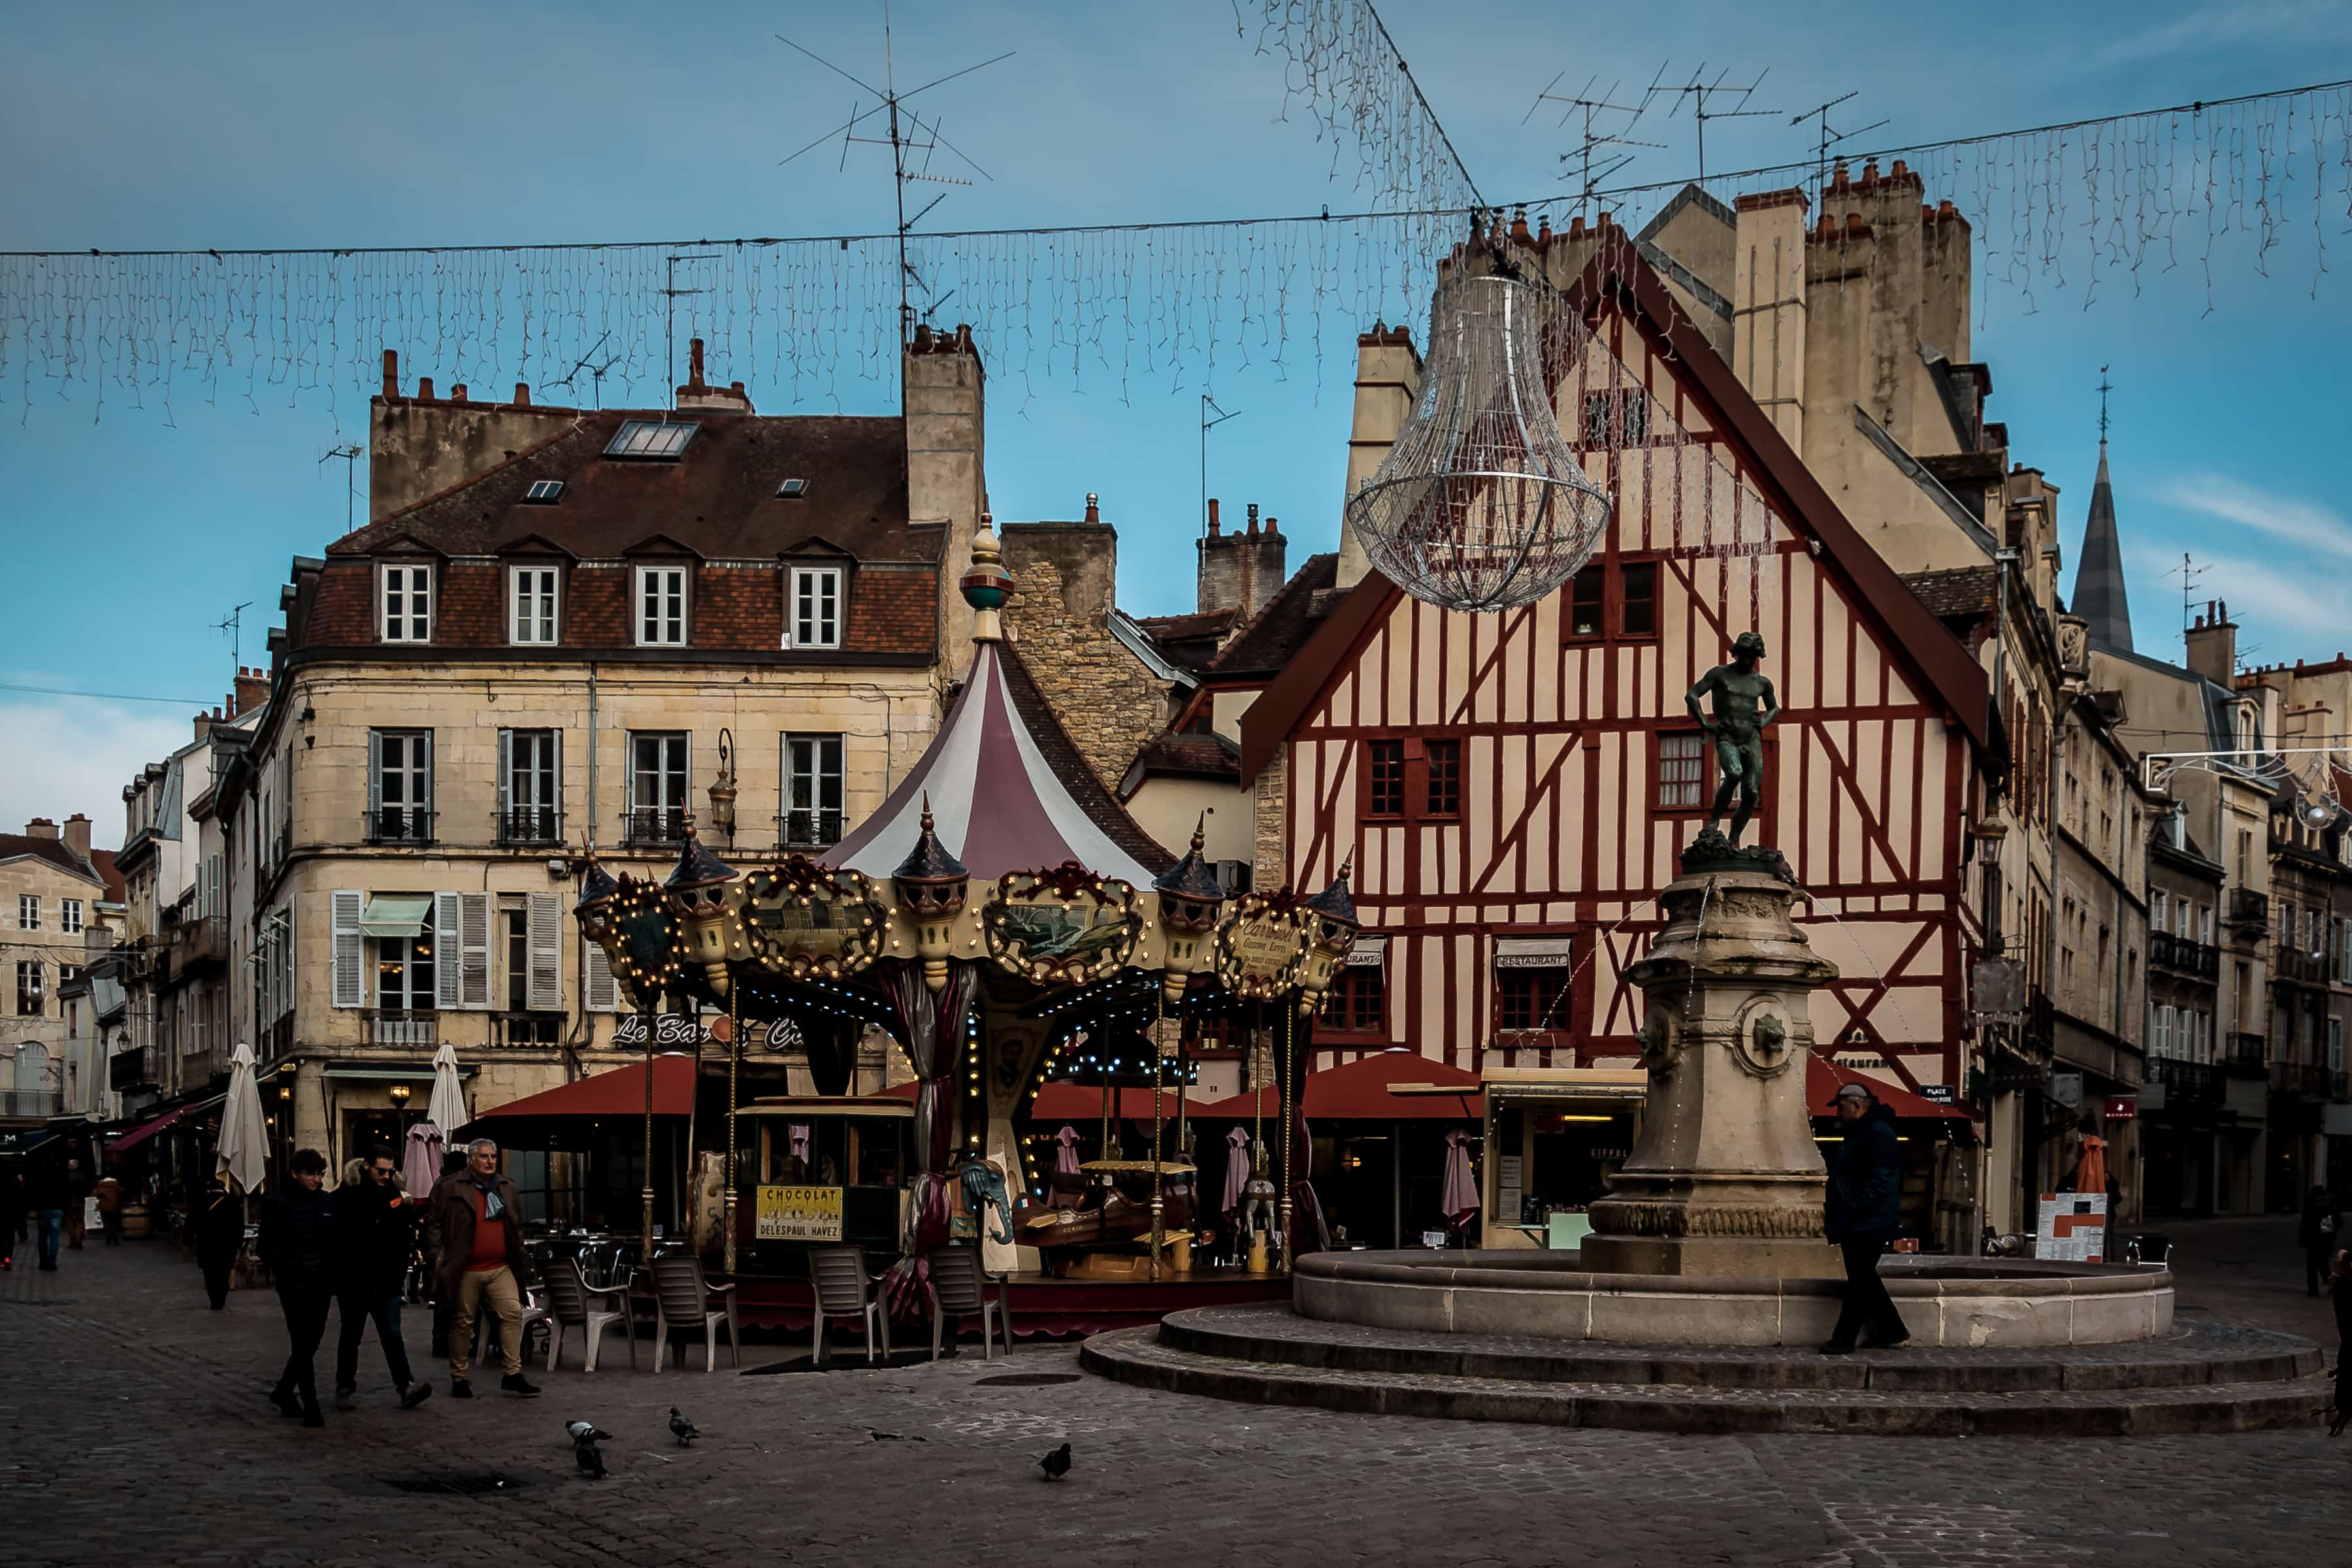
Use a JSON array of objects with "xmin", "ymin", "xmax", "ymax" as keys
[{"xmin": 1295, "ymin": 1250, "xmax": 2173, "ymax": 1348}]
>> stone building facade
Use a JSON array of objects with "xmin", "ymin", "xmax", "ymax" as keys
[{"xmin": 1, "ymin": 816, "xmax": 117, "ymax": 1125}]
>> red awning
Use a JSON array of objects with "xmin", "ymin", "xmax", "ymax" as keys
[
  {"xmin": 472, "ymin": 1056, "xmax": 698, "ymax": 1123},
  {"xmin": 1808, "ymin": 1056, "xmax": 1971, "ymax": 1122},
  {"xmin": 1194, "ymin": 1050, "xmax": 1484, "ymax": 1120},
  {"xmin": 105, "ymin": 1105, "xmax": 193, "ymax": 1157},
  {"xmin": 1022, "ymin": 1081, "xmax": 1217, "ymax": 1121}
]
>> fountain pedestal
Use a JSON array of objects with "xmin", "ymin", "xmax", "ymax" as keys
[{"xmin": 1579, "ymin": 864, "xmax": 1842, "ymax": 1279}]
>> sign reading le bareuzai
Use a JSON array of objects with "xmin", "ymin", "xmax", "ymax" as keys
[{"xmin": 1213, "ymin": 891, "xmax": 1307, "ymax": 1000}]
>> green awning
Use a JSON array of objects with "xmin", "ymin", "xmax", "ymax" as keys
[
  {"xmin": 359, "ymin": 892, "xmax": 433, "ymax": 939},
  {"xmin": 323, "ymin": 1062, "xmax": 476, "ymax": 1081}
]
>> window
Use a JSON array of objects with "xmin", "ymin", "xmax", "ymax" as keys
[
  {"xmin": 368, "ymin": 730, "xmax": 433, "ymax": 842},
  {"xmin": 1424, "ymin": 739, "xmax": 1461, "ymax": 819},
  {"xmin": 15, "ymin": 961, "xmax": 42, "ymax": 1017},
  {"xmin": 2200, "ymin": 905, "xmax": 2215, "ymax": 946},
  {"xmin": 2331, "ymin": 1018, "xmax": 2345, "ymax": 1075},
  {"xmin": 1497, "ymin": 968, "xmax": 1571, "ymax": 1032},
  {"xmin": 604, "ymin": 419, "xmax": 697, "ymax": 459},
  {"xmin": 1658, "ymin": 732, "xmax": 1708, "ymax": 809},
  {"xmin": 1620, "ymin": 562, "xmax": 1658, "ymax": 637},
  {"xmin": 380, "ymin": 563, "xmax": 432, "ymax": 642},
  {"xmin": 1365, "ymin": 740, "xmax": 1406, "ymax": 818},
  {"xmin": 789, "ymin": 566, "xmax": 843, "ymax": 649},
  {"xmin": 781, "ymin": 733, "xmax": 846, "ymax": 848},
  {"xmin": 627, "ymin": 732, "xmax": 689, "ymax": 844},
  {"xmin": 500, "ymin": 728, "xmax": 561, "ymax": 843},
  {"xmin": 777, "ymin": 478, "xmax": 808, "ymax": 498},
  {"xmin": 635, "ymin": 566, "xmax": 687, "ymax": 646},
  {"xmin": 522, "ymin": 479, "xmax": 566, "ymax": 503},
  {"xmin": 1567, "ymin": 565, "xmax": 1605, "ymax": 639},
  {"xmin": 16, "ymin": 895, "xmax": 36, "ymax": 930},
  {"xmin": 376, "ymin": 934, "xmax": 434, "ymax": 1012},
  {"xmin": 509, "ymin": 566, "xmax": 560, "ymax": 644},
  {"xmin": 2153, "ymin": 1003, "xmax": 2174, "ymax": 1058},
  {"xmin": 1318, "ymin": 964, "xmax": 1386, "ymax": 1035},
  {"xmin": 2149, "ymin": 890, "xmax": 2166, "ymax": 932}
]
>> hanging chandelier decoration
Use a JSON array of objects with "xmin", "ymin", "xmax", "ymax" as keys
[{"xmin": 1347, "ymin": 265, "xmax": 1612, "ymax": 613}]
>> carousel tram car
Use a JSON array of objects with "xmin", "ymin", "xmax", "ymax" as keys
[{"xmin": 732, "ymin": 1097, "xmax": 915, "ymax": 1273}]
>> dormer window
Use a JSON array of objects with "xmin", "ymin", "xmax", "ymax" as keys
[
  {"xmin": 523, "ymin": 479, "xmax": 566, "ymax": 503},
  {"xmin": 380, "ymin": 563, "xmax": 432, "ymax": 643},
  {"xmin": 636, "ymin": 565, "xmax": 688, "ymax": 646},
  {"xmin": 777, "ymin": 478, "xmax": 808, "ymax": 498},
  {"xmin": 787, "ymin": 566, "xmax": 842, "ymax": 649},
  {"xmin": 510, "ymin": 565, "xmax": 561, "ymax": 645},
  {"xmin": 605, "ymin": 419, "xmax": 697, "ymax": 461}
]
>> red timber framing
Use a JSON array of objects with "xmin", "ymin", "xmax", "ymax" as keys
[{"xmin": 1243, "ymin": 239, "xmax": 1991, "ymax": 1098}]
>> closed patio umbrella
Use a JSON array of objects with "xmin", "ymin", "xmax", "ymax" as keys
[
  {"xmin": 1440, "ymin": 1128, "xmax": 1480, "ymax": 1228},
  {"xmin": 402, "ymin": 1120, "xmax": 444, "ymax": 1196},
  {"xmin": 214, "ymin": 1042, "xmax": 269, "ymax": 1194},
  {"xmin": 427, "ymin": 1043, "xmax": 468, "ymax": 1137}
]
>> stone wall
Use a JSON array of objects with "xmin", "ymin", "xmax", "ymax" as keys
[{"xmin": 1000, "ymin": 522, "xmax": 1171, "ymax": 796}]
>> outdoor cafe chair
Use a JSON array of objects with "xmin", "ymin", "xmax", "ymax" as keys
[
  {"xmin": 808, "ymin": 1246, "xmax": 890, "ymax": 1366},
  {"xmin": 922, "ymin": 1245, "xmax": 1007, "ymax": 1362},
  {"xmin": 649, "ymin": 1255, "xmax": 740, "ymax": 1373},
  {"xmin": 540, "ymin": 1256, "xmax": 638, "ymax": 1372}
]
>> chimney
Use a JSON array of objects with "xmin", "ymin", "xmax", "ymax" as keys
[
  {"xmin": 513, "ymin": 382, "xmax": 531, "ymax": 406},
  {"xmin": 1084, "ymin": 492, "xmax": 1100, "ymax": 525},
  {"xmin": 62, "ymin": 815, "xmax": 91, "ymax": 859},
  {"xmin": 1732, "ymin": 189, "xmax": 1809, "ymax": 449},
  {"xmin": 381, "ymin": 349, "xmax": 399, "ymax": 399},
  {"xmin": 1337, "ymin": 326, "xmax": 1423, "ymax": 589},
  {"xmin": 1250, "ymin": 515, "xmax": 1288, "ymax": 617},
  {"xmin": 675, "ymin": 336, "xmax": 756, "ymax": 414},
  {"xmin": 904, "ymin": 321, "xmax": 988, "ymax": 676},
  {"xmin": 24, "ymin": 817, "xmax": 59, "ymax": 841},
  {"xmin": 233, "ymin": 665, "xmax": 269, "ymax": 718},
  {"xmin": 1198, "ymin": 503, "xmax": 1243, "ymax": 617},
  {"xmin": 687, "ymin": 338, "xmax": 706, "ymax": 391},
  {"xmin": 1206, "ymin": 498, "xmax": 1222, "ymax": 537},
  {"xmin": 417, "ymin": 376, "xmax": 434, "ymax": 402},
  {"xmin": 2185, "ymin": 599, "xmax": 2238, "ymax": 685}
]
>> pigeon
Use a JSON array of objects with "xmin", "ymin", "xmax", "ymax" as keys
[
  {"xmin": 566, "ymin": 1420, "xmax": 613, "ymax": 1479},
  {"xmin": 669, "ymin": 1407, "xmax": 700, "ymax": 1447},
  {"xmin": 1036, "ymin": 1442, "xmax": 1071, "ymax": 1481}
]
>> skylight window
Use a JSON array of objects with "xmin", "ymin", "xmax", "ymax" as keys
[
  {"xmin": 777, "ymin": 478, "xmax": 808, "ymax": 498},
  {"xmin": 523, "ymin": 480, "xmax": 566, "ymax": 503},
  {"xmin": 604, "ymin": 419, "xmax": 698, "ymax": 461}
]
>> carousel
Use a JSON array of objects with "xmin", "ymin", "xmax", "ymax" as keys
[{"xmin": 570, "ymin": 521, "xmax": 1358, "ymax": 1332}]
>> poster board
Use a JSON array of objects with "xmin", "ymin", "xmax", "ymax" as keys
[
  {"xmin": 756, "ymin": 1184, "xmax": 845, "ymax": 1243},
  {"xmin": 2036, "ymin": 1192, "xmax": 2107, "ymax": 1262}
]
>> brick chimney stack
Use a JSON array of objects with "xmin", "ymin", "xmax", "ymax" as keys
[
  {"xmin": 233, "ymin": 666, "xmax": 270, "ymax": 718},
  {"xmin": 676, "ymin": 336, "xmax": 756, "ymax": 414},
  {"xmin": 61, "ymin": 815, "xmax": 91, "ymax": 859},
  {"xmin": 2185, "ymin": 600, "xmax": 2239, "ymax": 685},
  {"xmin": 24, "ymin": 817, "xmax": 58, "ymax": 840}
]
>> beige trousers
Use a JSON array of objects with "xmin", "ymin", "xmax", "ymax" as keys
[{"xmin": 449, "ymin": 1264, "xmax": 523, "ymax": 1380}]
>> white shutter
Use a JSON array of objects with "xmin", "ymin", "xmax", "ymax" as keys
[
  {"xmin": 434, "ymin": 891, "xmax": 462, "ymax": 1011},
  {"xmin": 527, "ymin": 893, "xmax": 563, "ymax": 1011},
  {"xmin": 367, "ymin": 730, "xmax": 384, "ymax": 822},
  {"xmin": 330, "ymin": 890, "xmax": 363, "ymax": 1009},
  {"xmin": 459, "ymin": 892, "xmax": 491, "ymax": 1009},
  {"xmin": 497, "ymin": 729, "xmax": 514, "ymax": 825},
  {"xmin": 583, "ymin": 938, "xmax": 617, "ymax": 1013}
]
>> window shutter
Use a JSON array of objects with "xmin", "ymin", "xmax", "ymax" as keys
[
  {"xmin": 419, "ymin": 732, "xmax": 434, "ymax": 817},
  {"xmin": 331, "ymin": 890, "xmax": 363, "ymax": 1009},
  {"xmin": 367, "ymin": 730, "xmax": 384, "ymax": 819},
  {"xmin": 583, "ymin": 938, "xmax": 618, "ymax": 1013},
  {"xmin": 527, "ymin": 893, "xmax": 563, "ymax": 1011},
  {"xmin": 459, "ymin": 892, "xmax": 491, "ymax": 1009},
  {"xmin": 497, "ymin": 729, "xmax": 513, "ymax": 823},
  {"xmin": 434, "ymin": 891, "xmax": 463, "ymax": 1011}
]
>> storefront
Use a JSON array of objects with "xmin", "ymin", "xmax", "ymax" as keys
[{"xmin": 1476, "ymin": 1068, "xmax": 1646, "ymax": 1250}]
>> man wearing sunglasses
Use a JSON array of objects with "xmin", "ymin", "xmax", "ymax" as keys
[{"xmin": 333, "ymin": 1147, "xmax": 431, "ymax": 1411}]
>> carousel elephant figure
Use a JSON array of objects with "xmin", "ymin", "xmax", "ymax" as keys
[
  {"xmin": 956, "ymin": 1155, "xmax": 1014, "ymax": 1245},
  {"xmin": 1239, "ymin": 1177, "xmax": 1280, "ymax": 1247}
]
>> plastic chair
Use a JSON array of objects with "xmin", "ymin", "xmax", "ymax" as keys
[
  {"xmin": 923, "ymin": 1246, "xmax": 1005, "ymax": 1361},
  {"xmin": 808, "ymin": 1246, "xmax": 890, "ymax": 1366},
  {"xmin": 649, "ymin": 1256, "xmax": 740, "ymax": 1373},
  {"xmin": 539, "ymin": 1256, "xmax": 638, "ymax": 1372},
  {"xmin": 471, "ymin": 1288, "xmax": 554, "ymax": 1371}
]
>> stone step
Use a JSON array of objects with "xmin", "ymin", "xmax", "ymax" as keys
[
  {"xmin": 1156, "ymin": 1303, "xmax": 2323, "ymax": 1394},
  {"xmin": 1079, "ymin": 1325, "xmax": 2334, "ymax": 1437}
]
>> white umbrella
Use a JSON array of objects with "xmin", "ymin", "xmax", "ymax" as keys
[
  {"xmin": 214, "ymin": 1041, "xmax": 269, "ymax": 1194},
  {"xmin": 401, "ymin": 1120, "xmax": 445, "ymax": 1196},
  {"xmin": 427, "ymin": 1042, "xmax": 468, "ymax": 1135}
]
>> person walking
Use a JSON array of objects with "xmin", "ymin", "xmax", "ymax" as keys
[
  {"xmin": 0, "ymin": 1168, "xmax": 25, "ymax": 1271},
  {"xmin": 333, "ymin": 1151, "xmax": 431, "ymax": 1411},
  {"xmin": 24, "ymin": 1154, "xmax": 70, "ymax": 1271},
  {"xmin": 425, "ymin": 1149, "xmax": 466, "ymax": 1357},
  {"xmin": 425, "ymin": 1139, "xmax": 539, "ymax": 1399},
  {"xmin": 92, "ymin": 1171, "xmax": 125, "ymax": 1245},
  {"xmin": 257, "ymin": 1149, "xmax": 337, "ymax": 1428},
  {"xmin": 60, "ymin": 1157, "xmax": 90, "ymax": 1250},
  {"xmin": 1821, "ymin": 1081, "xmax": 1910, "ymax": 1354},
  {"xmin": 195, "ymin": 1177, "xmax": 246, "ymax": 1309},
  {"xmin": 2298, "ymin": 1184, "xmax": 2341, "ymax": 1296}
]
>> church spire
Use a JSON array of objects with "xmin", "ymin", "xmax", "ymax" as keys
[{"xmin": 2073, "ymin": 367, "xmax": 2132, "ymax": 653}]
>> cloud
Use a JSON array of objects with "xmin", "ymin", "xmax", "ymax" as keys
[
  {"xmin": 2160, "ymin": 472, "xmax": 2352, "ymax": 563},
  {"xmin": 2091, "ymin": 1, "xmax": 2352, "ymax": 66},
  {"xmin": 0, "ymin": 698, "xmax": 193, "ymax": 852}
]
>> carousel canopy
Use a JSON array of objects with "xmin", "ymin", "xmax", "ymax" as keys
[{"xmin": 826, "ymin": 638, "xmax": 1168, "ymax": 885}]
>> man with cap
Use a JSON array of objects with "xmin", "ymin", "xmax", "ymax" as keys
[{"xmin": 1821, "ymin": 1081, "xmax": 1909, "ymax": 1353}]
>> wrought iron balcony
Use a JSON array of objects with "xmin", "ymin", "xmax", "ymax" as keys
[
  {"xmin": 365, "ymin": 808, "xmax": 436, "ymax": 845},
  {"xmin": 2227, "ymin": 887, "xmax": 2268, "ymax": 930},
  {"xmin": 0, "ymin": 1089, "xmax": 64, "ymax": 1119},
  {"xmin": 2271, "ymin": 1060, "xmax": 2336, "ymax": 1098},
  {"xmin": 498, "ymin": 806, "xmax": 564, "ymax": 847},
  {"xmin": 776, "ymin": 808, "xmax": 845, "ymax": 851},
  {"xmin": 2146, "ymin": 1054, "xmax": 2222, "ymax": 1107},
  {"xmin": 2222, "ymin": 1030, "xmax": 2268, "ymax": 1074},
  {"xmin": 363, "ymin": 1008, "xmax": 438, "ymax": 1048},
  {"xmin": 2274, "ymin": 946, "xmax": 2328, "ymax": 985},
  {"xmin": 2148, "ymin": 931, "xmax": 2219, "ymax": 979},
  {"xmin": 491, "ymin": 1010, "xmax": 564, "ymax": 1047},
  {"xmin": 622, "ymin": 806, "xmax": 686, "ymax": 848}
]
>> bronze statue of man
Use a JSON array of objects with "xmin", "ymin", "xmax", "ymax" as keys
[{"xmin": 1684, "ymin": 632, "xmax": 1780, "ymax": 845}]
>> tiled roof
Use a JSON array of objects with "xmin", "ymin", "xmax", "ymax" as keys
[
  {"xmin": 1126, "ymin": 730, "xmax": 1241, "ymax": 785},
  {"xmin": 1902, "ymin": 565, "xmax": 1999, "ymax": 621},
  {"xmin": 90, "ymin": 849, "xmax": 123, "ymax": 904},
  {"xmin": 0, "ymin": 836, "xmax": 108, "ymax": 889},
  {"xmin": 1205, "ymin": 553, "xmax": 1341, "ymax": 679}
]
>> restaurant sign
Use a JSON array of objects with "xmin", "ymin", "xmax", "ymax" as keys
[
  {"xmin": 1213, "ymin": 892, "xmax": 1307, "ymax": 1000},
  {"xmin": 756, "ymin": 1183, "xmax": 845, "ymax": 1243},
  {"xmin": 613, "ymin": 1013, "xmax": 807, "ymax": 1051}
]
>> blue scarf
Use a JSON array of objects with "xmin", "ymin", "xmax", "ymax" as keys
[{"xmin": 471, "ymin": 1173, "xmax": 505, "ymax": 1222}]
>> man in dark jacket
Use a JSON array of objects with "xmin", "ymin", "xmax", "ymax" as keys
[
  {"xmin": 0, "ymin": 1168, "xmax": 24, "ymax": 1270},
  {"xmin": 2298, "ymin": 1184, "xmax": 2340, "ymax": 1296},
  {"xmin": 333, "ymin": 1149, "xmax": 431, "ymax": 1411},
  {"xmin": 424, "ymin": 1139, "xmax": 538, "ymax": 1399},
  {"xmin": 24, "ymin": 1154, "xmax": 71, "ymax": 1271},
  {"xmin": 257, "ymin": 1149, "xmax": 337, "ymax": 1426},
  {"xmin": 1821, "ymin": 1083, "xmax": 1910, "ymax": 1354},
  {"xmin": 195, "ymin": 1177, "xmax": 246, "ymax": 1308}
]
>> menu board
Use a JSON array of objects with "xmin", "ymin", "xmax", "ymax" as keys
[{"xmin": 2036, "ymin": 1192, "xmax": 2106, "ymax": 1262}]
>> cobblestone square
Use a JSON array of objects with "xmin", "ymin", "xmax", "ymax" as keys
[{"xmin": 1, "ymin": 1217, "xmax": 2342, "ymax": 1567}]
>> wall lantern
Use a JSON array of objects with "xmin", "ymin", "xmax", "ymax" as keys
[
  {"xmin": 1973, "ymin": 813, "xmax": 2009, "ymax": 869},
  {"xmin": 708, "ymin": 728, "xmax": 740, "ymax": 847}
]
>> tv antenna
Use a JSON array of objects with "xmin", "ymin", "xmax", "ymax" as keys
[
  {"xmin": 662, "ymin": 253, "xmax": 718, "ymax": 412},
  {"xmin": 2166, "ymin": 551, "xmax": 2205, "ymax": 648},
  {"xmin": 1791, "ymin": 90, "xmax": 1889, "ymax": 199},
  {"xmin": 1201, "ymin": 395, "xmax": 1243, "ymax": 538},
  {"xmin": 319, "ymin": 442, "xmax": 363, "ymax": 529},
  {"xmin": 1673, "ymin": 65, "xmax": 1774, "ymax": 182},
  {"xmin": 548, "ymin": 329, "xmax": 619, "ymax": 409},
  {"xmin": 777, "ymin": 5, "xmax": 1011, "ymax": 356},
  {"xmin": 214, "ymin": 601, "xmax": 254, "ymax": 677},
  {"xmin": 1526, "ymin": 68, "xmax": 1669, "ymax": 216}
]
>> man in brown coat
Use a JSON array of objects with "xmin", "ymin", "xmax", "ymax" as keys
[{"xmin": 424, "ymin": 1139, "xmax": 539, "ymax": 1398}]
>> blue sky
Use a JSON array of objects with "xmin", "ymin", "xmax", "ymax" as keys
[{"xmin": 5, "ymin": 0, "xmax": 2351, "ymax": 845}]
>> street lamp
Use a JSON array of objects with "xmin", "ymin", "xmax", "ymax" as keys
[{"xmin": 708, "ymin": 728, "xmax": 739, "ymax": 847}]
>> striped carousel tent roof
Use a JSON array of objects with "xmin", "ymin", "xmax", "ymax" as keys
[{"xmin": 826, "ymin": 639, "xmax": 1169, "ymax": 885}]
